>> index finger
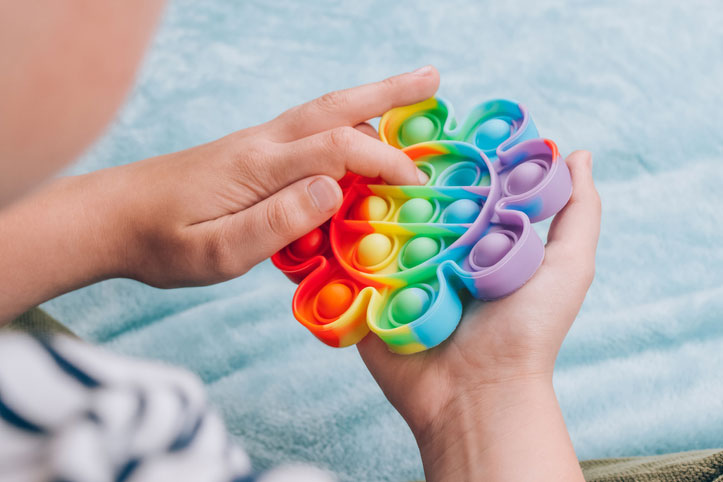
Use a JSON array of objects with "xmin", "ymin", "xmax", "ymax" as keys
[{"xmin": 269, "ymin": 65, "xmax": 440, "ymax": 142}]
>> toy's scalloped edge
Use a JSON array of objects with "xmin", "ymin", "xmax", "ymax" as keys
[{"xmin": 275, "ymin": 99, "xmax": 573, "ymax": 354}]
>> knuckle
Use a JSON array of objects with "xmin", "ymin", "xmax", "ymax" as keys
[
  {"xmin": 278, "ymin": 104, "xmax": 300, "ymax": 121},
  {"xmin": 231, "ymin": 140, "xmax": 278, "ymax": 188},
  {"xmin": 273, "ymin": 105, "xmax": 302, "ymax": 131},
  {"xmin": 265, "ymin": 198, "xmax": 295, "ymax": 240},
  {"xmin": 323, "ymin": 127, "xmax": 358, "ymax": 178},
  {"xmin": 327, "ymin": 126, "xmax": 356, "ymax": 152},
  {"xmin": 203, "ymin": 228, "xmax": 238, "ymax": 280},
  {"xmin": 238, "ymin": 139, "xmax": 273, "ymax": 167},
  {"xmin": 226, "ymin": 138, "xmax": 256, "ymax": 170},
  {"xmin": 316, "ymin": 89, "xmax": 348, "ymax": 112},
  {"xmin": 378, "ymin": 77, "xmax": 400, "ymax": 109},
  {"xmin": 380, "ymin": 75, "xmax": 399, "ymax": 92}
]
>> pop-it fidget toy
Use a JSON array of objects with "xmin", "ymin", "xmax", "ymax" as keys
[{"xmin": 272, "ymin": 97, "xmax": 572, "ymax": 354}]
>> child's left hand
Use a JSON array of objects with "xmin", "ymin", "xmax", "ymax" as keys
[
  {"xmin": 358, "ymin": 150, "xmax": 600, "ymax": 481},
  {"xmin": 0, "ymin": 67, "xmax": 439, "ymax": 320}
]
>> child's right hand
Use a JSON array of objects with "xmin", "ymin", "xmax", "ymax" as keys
[
  {"xmin": 0, "ymin": 67, "xmax": 439, "ymax": 320},
  {"xmin": 110, "ymin": 66, "xmax": 438, "ymax": 287}
]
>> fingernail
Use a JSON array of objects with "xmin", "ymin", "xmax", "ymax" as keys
[
  {"xmin": 417, "ymin": 168, "xmax": 429, "ymax": 185},
  {"xmin": 308, "ymin": 177, "xmax": 339, "ymax": 213},
  {"xmin": 411, "ymin": 65, "xmax": 433, "ymax": 76},
  {"xmin": 581, "ymin": 150, "xmax": 593, "ymax": 168}
]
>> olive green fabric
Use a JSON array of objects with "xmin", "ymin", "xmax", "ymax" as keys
[
  {"xmin": 582, "ymin": 449, "xmax": 723, "ymax": 481},
  {"xmin": 4, "ymin": 307, "xmax": 76, "ymax": 338}
]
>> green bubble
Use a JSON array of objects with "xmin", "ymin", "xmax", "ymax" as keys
[
  {"xmin": 400, "ymin": 116, "xmax": 436, "ymax": 145},
  {"xmin": 390, "ymin": 288, "xmax": 430, "ymax": 325},
  {"xmin": 401, "ymin": 237, "xmax": 439, "ymax": 268},
  {"xmin": 398, "ymin": 198, "xmax": 434, "ymax": 223}
]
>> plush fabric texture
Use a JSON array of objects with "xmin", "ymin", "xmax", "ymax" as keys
[
  {"xmin": 581, "ymin": 450, "xmax": 723, "ymax": 482},
  {"xmin": 42, "ymin": 0, "xmax": 723, "ymax": 480}
]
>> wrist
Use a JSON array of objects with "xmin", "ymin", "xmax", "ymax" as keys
[
  {"xmin": 414, "ymin": 375, "xmax": 582, "ymax": 482},
  {"xmin": 0, "ymin": 172, "xmax": 127, "ymax": 320},
  {"xmin": 71, "ymin": 169, "xmax": 133, "ymax": 279},
  {"xmin": 414, "ymin": 376, "xmax": 549, "ymax": 480}
]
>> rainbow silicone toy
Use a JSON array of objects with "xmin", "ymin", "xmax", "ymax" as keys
[{"xmin": 272, "ymin": 97, "xmax": 572, "ymax": 354}]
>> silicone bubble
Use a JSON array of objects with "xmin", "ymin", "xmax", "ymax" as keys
[
  {"xmin": 316, "ymin": 282, "xmax": 353, "ymax": 319},
  {"xmin": 273, "ymin": 96, "xmax": 572, "ymax": 354},
  {"xmin": 438, "ymin": 163, "xmax": 481, "ymax": 186},
  {"xmin": 472, "ymin": 232, "xmax": 514, "ymax": 267},
  {"xmin": 398, "ymin": 198, "xmax": 434, "ymax": 223},
  {"xmin": 506, "ymin": 161, "xmax": 547, "ymax": 195},
  {"xmin": 355, "ymin": 195, "xmax": 388, "ymax": 221},
  {"xmin": 357, "ymin": 233, "xmax": 392, "ymax": 267},
  {"xmin": 401, "ymin": 116, "xmax": 437, "ymax": 145},
  {"xmin": 290, "ymin": 228, "xmax": 324, "ymax": 259},
  {"xmin": 390, "ymin": 287, "xmax": 431, "ymax": 325},
  {"xmin": 401, "ymin": 237, "xmax": 439, "ymax": 268},
  {"xmin": 475, "ymin": 118, "xmax": 511, "ymax": 150},
  {"xmin": 442, "ymin": 199, "xmax": 480, "ymax": 224}
]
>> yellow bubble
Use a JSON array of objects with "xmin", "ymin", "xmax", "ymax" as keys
[
  {"xmin": 355, "ymin": 196, "xmax": 388, "ymax": 221},
  {"xmin": 357, "ymin": 233, "xmax": 393, "ymax": 267}
]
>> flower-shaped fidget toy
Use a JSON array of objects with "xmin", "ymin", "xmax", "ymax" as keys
[{"xmin": 272, "ymin": 97, "xmax": 572, "ymax": 354}]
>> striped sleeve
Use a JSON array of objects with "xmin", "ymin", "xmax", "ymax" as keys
[{"xmin": 0, "ymin": 334, "xmax": 334, "ymax": 482}]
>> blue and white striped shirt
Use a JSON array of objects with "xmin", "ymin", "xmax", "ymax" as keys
[{"xmin": 0, "ymin": 334, "xmax": 333, "ymax": 482}]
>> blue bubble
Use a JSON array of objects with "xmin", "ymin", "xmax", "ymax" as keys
[
  {"xmin": 475, "ymin": 118, "xmax": 510, "ymax": 150},
  {"xmin": 442, "ymin": 199, "xmax": 480, "ymax": 224}
]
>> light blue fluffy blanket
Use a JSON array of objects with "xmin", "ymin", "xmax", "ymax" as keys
[{"xmin": 44, "ymin": 1, "xmax": 723, "ymax": 480}]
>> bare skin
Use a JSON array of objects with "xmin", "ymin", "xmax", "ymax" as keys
[
  {"xmin": 0, "ymin": 68, "xmax": 438, "ymax": 320},
  {"xmin": 0, "ymin": 3, "xmax": 600, "ymax": 480},
  {"xmin": 359, "ymin": 150, "xmax": 600, "ymax": 481},
  {"xmin": 0, "ymin": 1, "xmax": 166, "ymax": 204}
]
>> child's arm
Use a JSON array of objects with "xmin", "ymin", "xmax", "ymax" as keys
[
  {"xmin": 0, "ymin": 67, "xmax": 439, "ymax": 322},
  {"xmin": 359, "ymin": 150, "xmax": 601, "ymax": 481}
]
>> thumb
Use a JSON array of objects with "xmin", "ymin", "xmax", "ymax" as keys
[
  {"xmin": 357, "ymin": 332, "xmax": 406, "ymax": 398},
  {"xmin": 545, "ymin": 150, "xmax": 601, "ymax": 278},
  {"xmin": 199, "ymin": 175, "xmax": 342, "ymax": 276}
]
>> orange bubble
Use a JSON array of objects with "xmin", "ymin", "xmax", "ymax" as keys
[{"xmin": 316, "ymin": 282, "xmax": 354, "ymax": 319}]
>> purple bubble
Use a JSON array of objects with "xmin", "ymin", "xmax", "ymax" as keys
[
  {"xmin": 506, "ymin": 161, "xmax": 546, "ymax": 195},
  {"xmin": 472, "ymin": 232, "xmax": 514, "ymax": 267}
]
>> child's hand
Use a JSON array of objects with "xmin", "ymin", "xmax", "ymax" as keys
[
  {"xmin": 0, "ymin": 67, "xmax": 439, "ymax": 320},
  {"xmin": 358, "ymin": 151, "xmax": 600, "ymax": 482},
  {"xmin": 112, "ymin": 67, "xmax": 438, "ymax": 287}
]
